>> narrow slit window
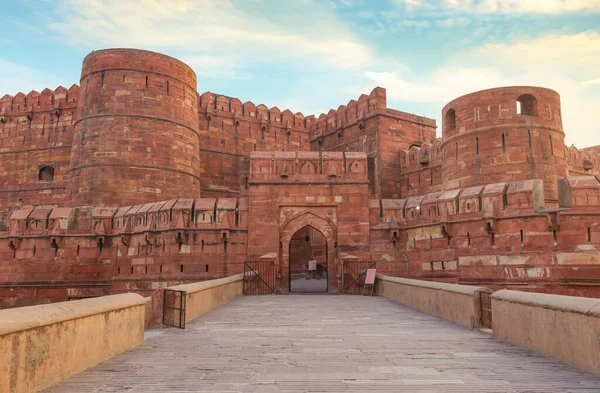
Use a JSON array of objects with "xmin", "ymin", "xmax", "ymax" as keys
[
  {"xmin": 502, "ymin": 133, "xmax": 506, "ymax": 154},
  {"xmin": 520, "ymin": 230, "xmax": 524, "ymax": 247}
]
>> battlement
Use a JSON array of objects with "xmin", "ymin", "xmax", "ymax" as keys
[
  {"xmin": 198, "ymin": 91, "xmax": 313, "ymax": 130},
  {"xmin": 0, "ymin": 197, "xmax": 249, "ymax": 240},
  {"xmin": 0, "ymin": 85, "xmax": 79, "ymax": 117},
  {"xmin": 308, "ymin": 87, "xmax": 436, "ymax": 143}
]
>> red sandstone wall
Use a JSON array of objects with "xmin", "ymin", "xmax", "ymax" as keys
[
  {"xmin": 0, "ymin": 86, "xmax": 79, "ymax": 214},
  {"xmin": 247, "ymin": 151, "xmax": 371, "ymax": 292},
  {"xmin": 66, "ymin": 49, "xmax": 201, "ymax": 207},
  {"xmin": 370, "ymin": 176, "xmax": 600, "ymax": 297},
  {"xmin": 0, "ymin": 197, "xmax": 248, "ymax": 308},
  {"xmin": 308, "ymin": 87, "xmax": 437, "ymax": 199},
  {"xmin": 197, "ymin": 92, "xmax": 312, "ymax": 197}
]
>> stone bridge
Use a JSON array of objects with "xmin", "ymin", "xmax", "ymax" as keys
[{"xmin": 2, "ymin": 274, "xmax": 600, "ymax": 393}]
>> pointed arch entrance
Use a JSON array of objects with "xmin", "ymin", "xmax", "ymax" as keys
[
  {"xmin": 289, "ymin": 226, "xmax": 328, "ymax": 292},
  {"xmin": 280, "ymin": 212, "xmax": 338, "ymax": 293}
]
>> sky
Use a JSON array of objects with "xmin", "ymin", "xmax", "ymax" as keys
[{"xmin": 0, "ymin": 0, "xmax": 599, "ymax": 147}]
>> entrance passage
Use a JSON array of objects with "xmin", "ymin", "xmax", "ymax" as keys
[{"xmin": 289, "ymin": 226, "xmax": 327, "ymax": 293}]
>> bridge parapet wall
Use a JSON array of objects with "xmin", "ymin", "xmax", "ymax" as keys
[
  {"xmin": 0, "ymin": 293, "xmax": 145, "ymax": 393},
  {"xmin": 492, "ymin": 290, "xmax": 600, "ymax": 375}
]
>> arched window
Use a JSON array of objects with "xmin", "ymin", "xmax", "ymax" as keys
[
  {"xmin": 516, "ymin": 94, "xmax": 537, "ymax": 116},
  {"xmin": 445, "ymin": 109, "xmax": 456, "ymax": 130},
  {"xmin": 38, "ymin": 166, "xmax": 54, "ymax": 181}
]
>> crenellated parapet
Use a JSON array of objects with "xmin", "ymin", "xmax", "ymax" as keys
[{"xmin": 0, "ymin": 84, "xmax": 79, "ymax": 120}]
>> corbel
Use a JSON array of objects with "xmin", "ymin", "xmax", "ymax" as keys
[
  {"xmin": 50, "ymin": 237, "xmax": 60, "ymax": 249},
  {"xmin": 220, "ymin": 230, "xmax": 230, "ymax": 242},
  {"xmin": 8, "ymin": 238, "xmax": 21, "ymax": 250}
]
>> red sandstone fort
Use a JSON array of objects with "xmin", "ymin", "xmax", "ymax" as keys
[{"xmin": 1, "ymin": 48, "xmax": 599, "ymax": 308}]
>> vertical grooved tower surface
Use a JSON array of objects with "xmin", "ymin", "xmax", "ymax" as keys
[
  {"xmin": 66, "ymin": 49, "xmax": 200, "ymax": 207},
  {"xmin": 441, "ymin": 86, "xmax": 567, "ymax": 205}
]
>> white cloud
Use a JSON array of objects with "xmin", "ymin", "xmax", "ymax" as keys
[
  {"xmin": 582, "ymin": 78, "xmax": 600, "ymax": 86},
  {"xmin": 0, "ymin": 60, "xmax": 69, "ymax": 97},
  {"xmin": 358, "ymin": 32, "xmax": 600, "ymax": 147},
  {"xmin": 395, "ymin": 0, "xmax": 600, "ymax": 13},
  {"xmin": 435, "ymin": 16, "xmax": 471, "ymax": 28},
  {"xmin": 50, "ymin": 0, "xmax": 373, "ymax": 73}
]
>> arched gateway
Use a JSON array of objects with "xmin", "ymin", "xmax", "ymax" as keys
[
  {"xmin": 280, "ymin": 212, "xmax": 338, "ymax": 293},
  {"xmin": 246, "ymin": 151, "xmax": 371, "ymax": 294}
]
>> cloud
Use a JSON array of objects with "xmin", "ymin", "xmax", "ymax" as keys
[
  {"xmin": 0, "ymin": 60, "xmax": 69, "ymax": 97},
  {"xmin": 395, "ymin": 0, "xmax": 600, "ymax": 13},
  {"xmin": 358, "ymin": 32, "xmax": 600, "ymax": 147},
  {"xmin": 49, "ymin": 0, "xmax": 373, "ymax": 73},
  {"xmin": 582, "ymin": 78, "xmax": 600, "ymax": 86},
  {"xmin": 435, "ymin": 16, "xmax": 471, "ymax": 28}
]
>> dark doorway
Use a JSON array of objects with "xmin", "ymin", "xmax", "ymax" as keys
[{"xmin": 289, "ymin": 226, "xmax": 327, "ymax": 293}]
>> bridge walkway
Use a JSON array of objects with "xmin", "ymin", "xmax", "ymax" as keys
[{"xmin": 43, "ymin": 295, "xmax": 600, "ymax": 392}]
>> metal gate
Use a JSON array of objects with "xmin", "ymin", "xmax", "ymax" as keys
[
  {"xmin": 244, "ymin": 260, "xmax": 275, "ymax": 295},
  {"xmin": 342, "ymin": 261, "xmax": 375, "ymax": 294},
  {"xmin": 163, "ymin": 289, "xmax": 186, "ymax": 328},
  {"xmin": 479, "ymin": 290, "xmax": 493, "ymax": 329}
]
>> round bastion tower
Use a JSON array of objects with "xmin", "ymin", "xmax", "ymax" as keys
[
  {"xmin": 441, "ymin": 86, "xmax": 567, "ymax": 206},
  {"xmin": 66, "ymin": 49, "xmax": 200, "ymax": 207}
]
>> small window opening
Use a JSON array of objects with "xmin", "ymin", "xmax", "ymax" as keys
[
  {"xmin": 502, "ymin": 133, "xmax": 506, "ymax": 154},
  {"xmin": 180, "ymin": 264, "xmax": 184, "ymax": 273},
  {"xmin": 131, "ymin": 266, "xmax": 134, "ymax": 274},
  {"xmin": 445, "ymin": 108, "xmax": 456, "ymax": 131},
  {"xmin": 553, "ymin": 230, "xmax": 558, "ymax": 247},
  {"xmin": 467, "ymin": 232, "xmax": 471, "ymax": 247},
  {"xmin": 145, "ymin": 265, "xmax": 148, "ymax": 274},
  {"xmin": 77, "ymin": 245, "xmax": 80, "ymax": 257},
  {"xmin": 38, "ymin": 166, "xmax": 54, "ymax": 181},
  {"xmin": 205, "ymin": 264, "xmax": 209, "ymax": 272},
  {"xmin": 33, "ymin": 245, "xmax": 36, "ymax": 258},
  {"xmin": 476, "ymin": 137, "xmax": 479, "ymax": 157},
  {"xmin": 516, "ymin": 94, "xmax": 537, "ymax": 116},
  {"xmin": 145, "ymin": 75, "xmax": 148, "ymax": 88},
  {"xmin": 201, "ymin": 239, "xmax": 205, "ymax": 253},
  {"xmin": 588, "ymin": 227, "xmax": 592, "ymax": 244},
  {"xmin": 160, "ymin": 265, "xmax": 163, "ymax": 273},
  {"xmin": 117, "ymin": 267, "xmax": 121, "ymax": 275},
  {"xmin": 166, "ymin": 80, "xmax": 170, "ymax": 95}
]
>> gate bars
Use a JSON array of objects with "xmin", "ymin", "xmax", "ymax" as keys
[
  {"xmin": 244, "ymin": 260, "xmax": 276, "ymax": 295},
  {"xmin": 342, "ymin": 260, "xmax": 376, "ymax": 294}
]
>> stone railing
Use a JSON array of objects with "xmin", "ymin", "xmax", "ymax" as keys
[
  {"xmin": 0, "ymin": 293, "xmax": 145, "ymax": 393},
  {"xmin": 375, "ymin": 273, "xmax": 489, "ymax": 329},
  {"xmin": 164, "ymin": 273, "xmax": 244, "ymax": 325},
  {"xmin": 492, "ymin": 290, "xmax": 600, "ymax": 375}
]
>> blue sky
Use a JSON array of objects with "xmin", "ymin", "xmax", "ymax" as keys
[{"xmin": 1, "ymin": 0, "xmax": 599, "ymax": 147}]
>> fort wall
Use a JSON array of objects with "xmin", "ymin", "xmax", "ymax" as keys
[
  {"xmin": 308, "ymin": 87, "xmax": 437, "ymax": 198},
  {"xmin": 197, "ymin": 91, "xmax": 313, "ymax": 197},
  {"xmin": 1, "ymin": 48, "xmax": 600, "ymax": 307},
  {"xmin": 0, "ymin": 86, "xmax": 79, "ymax": 213}
]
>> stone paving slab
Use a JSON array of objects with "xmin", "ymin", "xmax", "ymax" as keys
[{"xmin": 43, "ymin": 295, "xmax": 600, "ymax": 392}]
